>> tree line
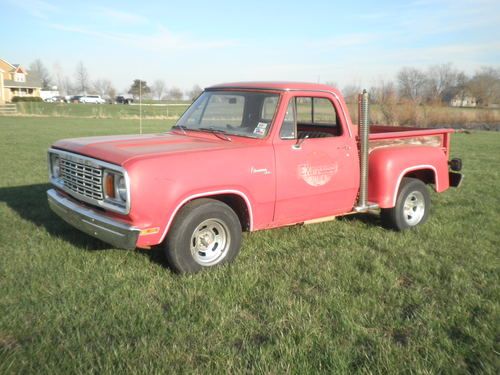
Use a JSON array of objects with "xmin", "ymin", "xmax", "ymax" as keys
[
  {"xmin": 27, "ymin": 59, "xmax": 499, "ymax": 106},
  {"xmin": 341, "ymin": 63, "xmax": 500, "ymax": 107},
  {"xmin": 127, "ymin": 79, "xmax": 202, "ymax": 101},
  {"xmin": 28, "ymin": 59, "xmax": 202, "ymax": 101}
]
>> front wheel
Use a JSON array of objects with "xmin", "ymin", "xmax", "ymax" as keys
[
  {"xmin": 381, "ymin": 177, "xmax": 431, "ymax": 230},
  {"xmin": 163, "ymin": 198, "xmax": 242, "ymax": 273}
]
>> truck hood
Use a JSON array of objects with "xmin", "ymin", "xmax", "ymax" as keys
[{"xmin": 52, "ymin": 132, "xmax": 244, "ymax": 166}]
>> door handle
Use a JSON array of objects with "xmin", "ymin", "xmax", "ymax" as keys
[{"xmin": 292, "ymin": 135, "xmax": 309, "ymax": 150}]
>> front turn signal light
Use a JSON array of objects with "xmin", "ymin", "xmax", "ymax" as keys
[{"xmin": 105, "ymin": 173, "xmax": 115, "ymax": 198}]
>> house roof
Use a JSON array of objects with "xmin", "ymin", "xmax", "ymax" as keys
[
  {"xmin": 13, "ymin": 65, "xmax": 27, "ymax": 74},
  {"xmin": 3, "ymin": 77, "xmax": 42, "ymax": 88},
  {"xmin": 0, "ymin": 58, "xmax": 16, "ymax": 70},
  {"xmin": 0, "ymin": 60, "xmax": 28, "ymax": 74},
  {"xmin": 1, "ymin": 57, "xmax": 38, "ymax": 87}
]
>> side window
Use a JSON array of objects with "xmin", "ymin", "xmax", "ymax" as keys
[
  {"xmin": 296, "ymin": 97, "xmax": 341, "ymax": 138},
  {"xmin": 278, "ymin": 96, "xmax": 342, "ymax": 140},
  {"xmin": 279, "ymin": 99, "xmax": 296, "ymax": 139},
  {"xmin": 313, "ymin": 98, "xmax": 337, "ymax": 125},
  {"xmin": 296, "ymin": 97, "xmax": 312, "ymax": 123}
]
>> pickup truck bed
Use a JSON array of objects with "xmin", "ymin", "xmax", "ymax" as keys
[{"xmin": 357, "ymin": 125, "xmax": 453, "ymax": 154}]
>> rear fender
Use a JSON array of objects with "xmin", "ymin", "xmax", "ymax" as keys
[{"xmin": 368, "ymin": 146, "xmax": 450, "ymax": 208}]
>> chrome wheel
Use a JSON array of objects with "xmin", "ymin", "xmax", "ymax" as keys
[
  {"xmin": 190, "ymin": 219, "xmax": 231, "ymax": 266},
  {"xmin": 403, "ymin": 191, "xmax": 426, "ymax": 226}
]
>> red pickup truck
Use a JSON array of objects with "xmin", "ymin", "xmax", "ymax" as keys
[{"xmin": 47, "ymin": 82, "xmax": 462, "ymax": 273}]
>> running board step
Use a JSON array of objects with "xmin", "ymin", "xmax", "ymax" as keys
[{"xmin": 354, "ymin": 203, "xmax": 379, "ymax": 213}]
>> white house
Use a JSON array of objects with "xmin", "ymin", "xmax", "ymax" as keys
[
  {"xmin": 449, "ymin": 94, "xmax": 477, "ymax": 108},
  {"xmin": 0, "ymin": 58, "xmax": 42, "ymax": 103}
]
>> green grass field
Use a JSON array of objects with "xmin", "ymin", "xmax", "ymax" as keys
[
  {"xmin": 0, "ymin": 116, "xmax": 498, "ymax": 374},
  {"xmin": 13, "ymin": 102, "xmax": 190, "ymax": 119}
]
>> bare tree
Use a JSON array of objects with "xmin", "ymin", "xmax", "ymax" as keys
[
  {"xmin": 168, "ymin": 86, "xmax": 184, "ymax": 101},
  {"xmin": 52, "ymin": 62, "xmax": 66, "ymax": 95},
  {"xmin": 107, "ymin": 86, "xmax": 117, "ymax": 101},
  {"xmin": 29, "ymin": 59, "xmax": 52, "ymax": 89},
  {"xmin": 370, "ymin": 80, "xmax": 398, "ymax": 124},
  {"xmin": 187, "ymin": 84, "xmax": 202, "ymax": 101},
  {"xmin": 92, "ymin": 79, "xmax": 114, "ymax": 98},
  {"xmin": 467, "ymin": 66, "xmax": 500, "ymax": 106},
  {"xmin": 64, "ymin": 76, "xmax": 75, "ymax": 96},
  {"xmin": 74, "ymin": 61, "xmax": 90, "ymax": 94},
  {"xmin": 397, "ymin": 67, "xmax": 427, "ymax": 102},
  {"xmin": 451, "ymin": 71, "xmax": 470, "ymax": 106},
  {"xmin": 424, "ymin": 63, "xmax": 459, "ymax": 103},
  {"xmin": 151, "ymin": 80, "xmax": 167, "ymax": 100},
  {"xmin": 341, "ymin": 84, "xmax": 361, "ymax": 104},
  {"xmin": 370, "ymin": 81, "xmax": 393, "ymax": 104}
]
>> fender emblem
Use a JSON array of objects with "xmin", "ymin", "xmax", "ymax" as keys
[{"xmin": 251, "ymin": 167, "xmax": 271, "ymax": 175}]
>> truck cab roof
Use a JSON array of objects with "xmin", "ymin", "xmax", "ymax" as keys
[{"xmin": 207, "ymin": 81, "xmax": 342, "ymax": 95}]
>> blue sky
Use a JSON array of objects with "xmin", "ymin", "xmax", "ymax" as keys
[{"xmin": 1, "ymin": 0, "xmax": 499, "ymax": 92}]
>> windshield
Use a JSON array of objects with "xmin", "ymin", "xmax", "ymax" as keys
[{"xmin": 175, "ymin": 90, "xmax": 280, "ymax": 138}]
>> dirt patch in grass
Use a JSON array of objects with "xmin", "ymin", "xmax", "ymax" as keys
[{"xmin": 0, "ymin": 334, "xmax": 20, "ymax": 351}]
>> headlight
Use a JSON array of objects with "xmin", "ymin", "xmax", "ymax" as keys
[
  {"xmin": 51, "ymin": 154, "xmax": 60, "ymax": 179},
  {"xmin": 103, "ymin": 170, "xmax": 128, "ymax": 205},
  {"xmin": 116, "ymin": 176, "xmax": 127, "ymax": 201}
]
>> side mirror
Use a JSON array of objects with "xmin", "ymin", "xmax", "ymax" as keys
[{"xmin": 292, "ymin": 135, "xmax": 309, "ymax": 150}]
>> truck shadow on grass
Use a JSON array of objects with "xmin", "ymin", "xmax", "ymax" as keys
[
  {"xmin": 0, "ymin": 183, "xmax": 168, "ymax": 266},
  {"xmin": 337, "ymin": 212, "xmax": 383, "ymax": 228}
]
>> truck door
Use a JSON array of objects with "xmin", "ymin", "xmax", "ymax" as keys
[{"xmin": 272, "ymin": 93, "xmax": 359, "ymax": 225}]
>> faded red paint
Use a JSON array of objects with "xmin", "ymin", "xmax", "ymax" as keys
[{"xmin": 51, "ymin": 82, "xmax": 457, "ymax": 248}]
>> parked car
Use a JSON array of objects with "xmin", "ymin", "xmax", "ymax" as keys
[
  {"xmin": 47, "ymin": 82, "xmax": 463, "ymax": 273},
  {"xmin": 80, "ymin": 95, "xmax": 106, "ymax": 104},
  {"xmin": 53, "ymin": 96, "xmax": 67, "ymax": 103},
  {"xmin": 115, "ymin": 95, "xmax": 133, "ymax": 104},
  {"xmin": 69, "ymin": 95, "xmax": 83, "ymax": 103}
]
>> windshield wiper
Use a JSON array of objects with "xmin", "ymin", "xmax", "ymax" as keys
[
  {"xmin": 171, "ymin": 125, "xmax": 187, "ymax": 134},
  {"xmin": 198, "ymin": 127, "xmax": 232, "ymax": 141}
]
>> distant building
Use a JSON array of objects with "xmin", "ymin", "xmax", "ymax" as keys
[
  {"xmin": 40, "ymin": 88, "xmax": 60, "ymax": 101},
  {"xmin": 0, "ymin": 58, "xmax": 42, "ymax": 103},
  {"xmin": 0, "ymin": 68, "xmax": 4, "ymax": 104},
  {"xmin": 449, "ymin": 95, "xmax": 477, "ymax": 107}
]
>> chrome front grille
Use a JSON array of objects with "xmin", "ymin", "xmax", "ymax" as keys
[{"xmin": 60, "ymin": 158, "xmax": 103, "ymax": 200}]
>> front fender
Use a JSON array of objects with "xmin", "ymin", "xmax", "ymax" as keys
[
  {"xmin": 124, "ymin": 145, "xmax": 275, "ymax": 248},
  {"xmin": 368, "ymin": 146, "xmax": 449, "ymax": 208}
]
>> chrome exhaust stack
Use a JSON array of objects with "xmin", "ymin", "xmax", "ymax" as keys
[{"xmin": 355, "ymin": 90, "xmax": 378, "ymax": 212}]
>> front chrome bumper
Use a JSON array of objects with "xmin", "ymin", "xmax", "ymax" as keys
[{"xmin": 47, "ymin": 189, "xmax": 139, "ymax": 249}]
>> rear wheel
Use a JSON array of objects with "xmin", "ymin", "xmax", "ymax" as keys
[
  {"xmin": 163, "ymin": 198, "xmax": 242, "ymax": 273},
  {"xmin": 381, "ymin": 177, "xmax": 430, "ymax": 230}
]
